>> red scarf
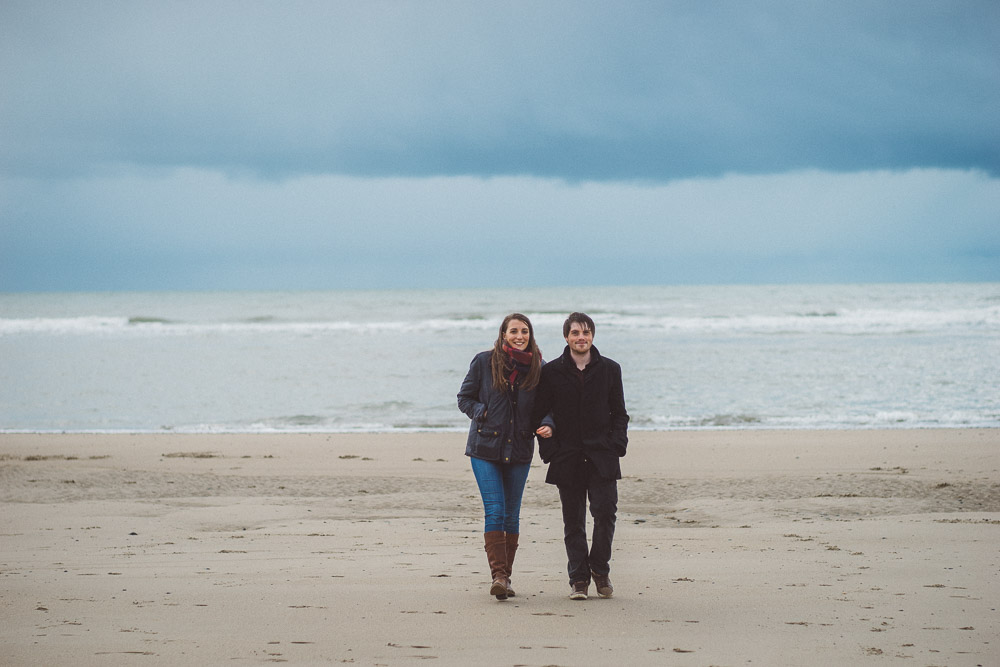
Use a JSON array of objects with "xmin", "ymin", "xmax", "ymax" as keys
[{"xmin": 502, "ymin": 344, "xmax": 533, "ymax": 386}]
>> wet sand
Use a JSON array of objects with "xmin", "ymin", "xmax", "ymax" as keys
[{"xmin": 1, "ymin": 429, "xmax": 997, "ymax": 665}]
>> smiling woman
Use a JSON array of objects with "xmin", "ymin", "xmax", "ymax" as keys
[{"xmin": 457, "ymin": 312, "xmax": 553, "ymax": 599}]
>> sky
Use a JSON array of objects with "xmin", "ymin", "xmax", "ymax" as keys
[{"xmin": 1, "ymin": 0, "xmax": 998, "ymax": 292}]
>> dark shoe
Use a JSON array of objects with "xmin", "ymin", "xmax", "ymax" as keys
[
  {"xmin": 592, "ymin": 572, "xmax": 613, "ymax": 598},
  {"xmin": 490, "ymin": 578, "xmax": 509, "ymax": 599},
  {"xmin": 569, "ymin": 580, "xmax": 589, "ymax": 600}
]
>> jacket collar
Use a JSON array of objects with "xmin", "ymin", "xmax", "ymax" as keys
[{"xmin": 560, "ymin": 344, "xmax": 602, "ymax": 370}]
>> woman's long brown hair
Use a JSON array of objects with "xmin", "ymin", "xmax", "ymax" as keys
[{"xmin": 490, "ymin": 313, "xmax": 542, "ymax": 392}]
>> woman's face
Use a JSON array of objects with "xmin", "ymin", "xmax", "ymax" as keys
[{"xmin": 503, "ymin": 319, "xmax": 531, "ymax": 351}]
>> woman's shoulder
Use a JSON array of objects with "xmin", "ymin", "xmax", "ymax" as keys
[
  {"xmin": 472, "ymin": 349, "xmax": 494, "ymax": 363},
  {"xmin": 469, "ymin": 349, "xmax": 497, "ymax": 372}
]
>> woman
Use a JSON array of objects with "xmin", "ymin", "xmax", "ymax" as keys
[{"xmin": 458, "ymin": 313, "xmax": 553, "ymax": 600}]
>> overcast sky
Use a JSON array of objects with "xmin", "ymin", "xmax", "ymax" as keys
[{"xmin": 2, "ymin": 1, "xmax": 998, "ymax": 291}]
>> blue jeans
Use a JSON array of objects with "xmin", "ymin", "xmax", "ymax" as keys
[{"xmin": 470, "ymin": 457, "xmax": 531, "ymax": 533}]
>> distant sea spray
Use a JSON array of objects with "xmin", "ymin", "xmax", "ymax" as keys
[{"xmin": 3, "ymin": 304, "xmax": 996, "ymax": 337}]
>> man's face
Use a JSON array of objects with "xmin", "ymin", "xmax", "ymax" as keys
[{"xmin": 565, "ymin": 322, "xmax": 594, "ymax": 355}]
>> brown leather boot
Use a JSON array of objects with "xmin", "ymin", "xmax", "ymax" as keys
[
  {"xmin": 503, "ymin": 532, "xmax": 519, "ymax": 597},
  {"xmin": 484, "ymin": 531, "xmax": 508, "ymax": 600}
]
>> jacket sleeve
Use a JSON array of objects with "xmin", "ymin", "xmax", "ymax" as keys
[
  {"xmin": 537, "ymin": 417, "xmax": 559, "ymax": 463},
  {"xmin": 608, "ymin": 363, "xmax": 629, "ymax": 457},
  {"xmin": 536, "ymin": 407, "xmax": 558, "ymax": 463},
  {"xmin": 532, "ymin": 372, "xmax": 559, "ymax": 463},
  {"xmin": 539, "ymin": 413, "xmax": 555, "ymax": 431},
  {"xmin": 457, "ymin": 355, "xmax": 487, "ymax": 422},
  {"xmin": 531, "ymin": 372, "xmax": 554, "ymax": 432}
]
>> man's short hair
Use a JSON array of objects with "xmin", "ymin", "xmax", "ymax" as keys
[{"xmin": 563, "ymin": 312, "xmax": 595, "ymax": 338}]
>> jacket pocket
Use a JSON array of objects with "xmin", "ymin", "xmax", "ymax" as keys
[
  {"xmin": 583, "ymin": 434, "xmax": 613, "ymax": 452},
  {"xmin": 471, "ymin": 427, "xmax": 502, "ymax": 459}
]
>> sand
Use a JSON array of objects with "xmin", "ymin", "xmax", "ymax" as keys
[{"xmin": 1, "ymin": 429, "xmax": 997, "ymax": 666}]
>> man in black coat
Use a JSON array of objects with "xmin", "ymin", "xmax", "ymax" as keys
[{"xmin": 532, "ymin": 312, "xmax": 629, "ymax": 600}]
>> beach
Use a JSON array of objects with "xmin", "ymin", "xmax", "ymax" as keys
[{"xmin": 1, "ymin": 429, "xmax": 997, "ymax": 666}]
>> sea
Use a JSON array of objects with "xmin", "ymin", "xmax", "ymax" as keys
[{"xmin": 1, "ymin": 283, "xmax": 998, "ymax": 433}]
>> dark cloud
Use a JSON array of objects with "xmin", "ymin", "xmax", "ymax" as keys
[
  {"xmin": 2, "ymin": 2, "xmax": 997, "ymax": 292},
  {"xmin": 2, "ymin": 1, "xmax": 997, "ymax": 181}
]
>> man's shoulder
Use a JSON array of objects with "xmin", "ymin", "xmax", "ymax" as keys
[
  {"xmin": 542, "ymin": 349, "xmax": 568, "ymax": 367},
  {"xmin": 540, "ymin": 353, "xmax": 571, "ymax": 377},
  {"xmin": 601, "ymin": 355, "xmax": 622, "ymax": 370},
  {"xmin": 594, "ymin": 353, "xmax": 623, "ymax": 379},
  {"xmin": 590, "ymin": 346, "xmax": 620, "ymax": 370}
]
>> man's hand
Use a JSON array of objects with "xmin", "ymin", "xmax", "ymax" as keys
[{"xmin": 535, "ymin": 426, "xmax": 552, "ymax": 438}]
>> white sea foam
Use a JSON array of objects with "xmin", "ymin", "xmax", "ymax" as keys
[
  {"xmin": 0, "ymin": 315, "xmax": 499, "ymax": 337},
  {"xmin": 0, "ymin": 316, "xmax": 133, "ymax": 335},
  {"xmin": 2, "ymin": 305, "xmax": 996, "ymax": 337}
]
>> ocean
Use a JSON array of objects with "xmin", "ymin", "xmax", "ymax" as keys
[{"xmin": 1, "ymin": 283, "xmax": 998, "ymax": 433}]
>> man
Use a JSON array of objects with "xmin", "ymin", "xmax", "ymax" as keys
[{"xmin": 533, "ymin": 312, "xmax": 629, "ymax": 600}]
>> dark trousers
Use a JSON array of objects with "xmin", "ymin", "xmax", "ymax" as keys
[{"xmin": 557, "ymin": 474, "xmax": 618, "ymax": 584}]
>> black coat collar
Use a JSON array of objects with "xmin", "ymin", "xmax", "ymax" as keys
[{"xmin": 559, "ymin": 344, "xmax": 602, "ymax": 370}]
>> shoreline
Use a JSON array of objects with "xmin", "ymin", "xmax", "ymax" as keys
[{"xmin": 2, "ymin": 429, "xmax": 997, "ymax": 665}]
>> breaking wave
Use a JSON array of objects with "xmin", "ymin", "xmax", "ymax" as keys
[{"xmin": 2, "ymin": 305, "xmax": 997, "ymax": 337}]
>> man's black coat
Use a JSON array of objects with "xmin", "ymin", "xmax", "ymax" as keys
[{"xmin": 532, "ymin": 344, "xmax": 629, "ymax": 486}]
